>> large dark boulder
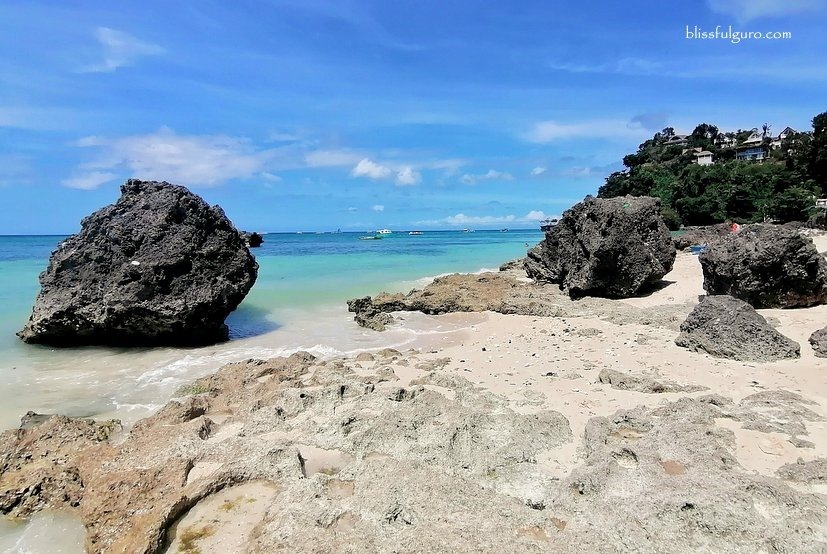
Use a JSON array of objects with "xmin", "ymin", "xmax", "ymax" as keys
[
  {"xmin": 18, "ymin": 180, "xmax": 258, "ymax": 346},
  {"xmin": 525, "ymin": 195, "xmax": 676, "ymax": 298},
  {"xmin": 698, "ymin": 225, "xmax": 827, "ymax": 308},
  {"xmin": 675, "ymin": 295, "xmax": 800, "ymax": 362},
  {"xmin": 809, "ymin": 327, "xmax": 827, "ymax": 358}
]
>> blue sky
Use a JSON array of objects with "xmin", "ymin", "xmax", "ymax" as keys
[{"xmin": 1, "ymin": 0, "xmax": 826, "ymax": 233}]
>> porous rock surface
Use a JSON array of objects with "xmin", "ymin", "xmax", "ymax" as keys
[
  {"xmin": 809, "ymin": 326, "xmax": 827, "ymax": 358},
  {"xmin": 699, "ymin": 225, "xmax": 827, "ymax": 308},
  {"xmin": 525, "ymin": 195, "xmax": 676, "ymax": 298},
  {"xmin": 18, "ymin": 180, "xmax": 258, "ymax": 346},
  {"xmin": 348, "ymin": 272, "xmax": 691, "ymax": 331},
  {"xmin": 675, "ymin": 295, "xmax": 800, "ymax": 362},
  {"xmin": 0, "ymin": 351, "xmax": 825, "ymax": 553}
]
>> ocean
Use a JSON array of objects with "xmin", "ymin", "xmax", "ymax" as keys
[{"xmin": 0, "ymin": 229, "xmax": 542, "ymax": 432}]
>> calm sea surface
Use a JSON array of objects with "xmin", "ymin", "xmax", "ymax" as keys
[{"xmin": 0, "ymin": 229, "xmax": 542, "ymax": 431}]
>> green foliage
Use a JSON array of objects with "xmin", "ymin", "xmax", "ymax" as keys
[
  {"xmin": 598, "ymin": 111, "xmax": 827, "ymax": 226},
  {"xmin": 660, "ymin": 206, "xmax": 682, "ymax": 231}
]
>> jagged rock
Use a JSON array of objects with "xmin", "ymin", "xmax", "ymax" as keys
[
  {"xmin": 241, "ymin": 231, "xmax": 264, "ymax": 247},
  {"xmin": 346, "ymin": 297, "xmax": 396, "ymax": 331},
  {"xmin": 699, "ymin": 225, "xmax": 827, "ymax": 308},
  {"xmin": 597, "ymin": 368, "xmax": 707, "ymax": 393},
  {"xmin": 498, "ymin": 258, "xmax": 523, "ymax": 271},
  {"xmin": 2, "ymin": 351, "xmax": 826, "ymax": 553},
  {"xmin": 672, "ymin": 224, "xmax": 731, "ymax": 250},
  {"xmin": 0, "ymin": 415, "xmax": 120, "ymax": 517},
  {"xmin": 809, "ymin": 326, "xmax": 827, "ymax": 358},
  {"xmin": 675, "ymin": 295, "xmax": 800, "ymax": 362},
  {"xmin": 526, "ymin": 195, "xmax": 676, "ymax": 298},
  {"xmin": 777, "ymin": 458, "xmax": 827, "ymax": 483},
  {"xmin": 524, "ymin": 232, "xmax": 561, "ymax": 283},
  {"xmin": 18, "ymin": 180, "xmax": 258, "ymax": 346},
  {"xmin": 348, "ymin": 272, "xmax": 692, "ymax": 331}
]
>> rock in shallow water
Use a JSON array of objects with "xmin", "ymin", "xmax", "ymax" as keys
[
  {"xmin": 699, "ymin": 225, "xmax": 827, "ymax": 308},
  {"xmin": 526, "ymin": 195, "xmax": 676, "ymax": 298},
  {"xmin": 17, "ymin": 179, "xmax": 258, "ymax": 346},
  {"xmin": 675, "ymin": 295, "xmax": 800, "ymax": 362}
]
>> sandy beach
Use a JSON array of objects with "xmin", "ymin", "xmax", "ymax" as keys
[
  {"xmin": 428, "ymin": 243, "xmax": 827, "ymax": 484},
  {"xmin": 3, "ymin": 233, "xmax": 826, "ymax": 553}
]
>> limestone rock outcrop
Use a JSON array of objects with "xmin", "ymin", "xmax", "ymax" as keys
[
  {"xmin": 699, "ymin": 225, "xmax": 827, "ymax": 308},
  {"xmin": 18, "ymin": 180, "xmax": 258, "ymax": 346},
  {"xmin": 675, "ymin": 295, "xmax": 800, "ymax": 361},
  {"xmin": 525, "ymin": 195, "xmax": 676, "ymax": 298}
]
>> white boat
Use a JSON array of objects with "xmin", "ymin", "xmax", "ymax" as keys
[
  {"xmin": 376, "ymin": 229, "xmax": 392, "ymax": 235},
  {"xmin": 409, "ymin": 231, "xmax": 424, "ymax": 235}
]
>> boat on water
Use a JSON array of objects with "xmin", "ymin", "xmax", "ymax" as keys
[
  {"xmin": 461, "ymin": 228, "xmax": 474, "ymax": 233},
  {"xmin": 540, "ymin": 218, "xmax": 559, "ymax": 232},
  {"xmin": 500, "ymin": 228, "xmax": 509, "ymax": 232},
  {"xmin": 409, "ymin": 231, "xmax": 424, "ymax": 235},
  {"xmin": 376, "ymin": 229, "xmax": 392, "ymax": 235},
  {"xmin": 359, "ymin": 234, "xmax": 383, "ymax": 240}
]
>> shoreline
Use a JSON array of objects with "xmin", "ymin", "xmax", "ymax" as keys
[
  {"xmin": 0, "ymin": 258, "xmax": 513, "ymax": 433},
  {"xmin": 2, "ymin": 238, "xmax": 827, "ymax": 552}
]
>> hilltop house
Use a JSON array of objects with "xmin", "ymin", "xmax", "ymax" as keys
[
  {"xmin": 735, "ymin": 127, "xmax": 797, "ymax": 162},
  {"xmin": 770, "ymin": 127, "xmax": 796, "ymax": 149},
  {"xmin": 736, "ymin": 130, "xmax": 767, "ymax": 162},
  {"xmin": 695, "ymin": 150, "xmax": 714, "ymax": 165},
  {"xmin": 684, "ymin": 146, "xmax": 714, "ymax": 165},
  {"xmin": 664, "ymin": 134, "xmax": 689, "ymax": 147}
]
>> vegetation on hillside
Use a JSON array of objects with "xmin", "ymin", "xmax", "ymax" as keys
[{"xmin": 598, "ymin": 111, "xmax": 827, "ymax": 227}]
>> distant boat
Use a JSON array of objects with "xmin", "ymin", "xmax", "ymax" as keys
[
  {"xmin": 409, "ymin": 231, "xmax": 424, "ymax": 235},
  {"xmin": 500, "ymin": 228, "xmax": 509, "ymax": 232},
  {"xmin": 376, "ymin": 229, "xmax": 392, "ymax": 235},
  {"xmin": 462, "ymin": 229, "xmax": 474, "ymax": 233},
  {"xmin": 360, "ymin": 234, "xmax": 383, "ymax": 240},
  {"xmin": 540, "ymin": 218, "xmax": 559, "ymax": 232}
]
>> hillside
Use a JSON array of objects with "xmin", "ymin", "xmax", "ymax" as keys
[{"xmin": 598, "ymin": 111, "xmax": 827, "ymax": 228}]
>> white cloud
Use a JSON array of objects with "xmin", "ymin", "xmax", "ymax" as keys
[
  {"xmin": 83, "ymin": 27, "xmax": 164, "ymax": 73},
  {"xmin": 395, "ymin": 166, "xmax": 421, "ymax": 186},
  {"xmin": 707, "ymin": 0, "xmax": 824, "ymax": 22},
  {"xmin": 73, "ymin": 127, "xmax": 274, "ymax": 187},
  {"xmin": 524, "ymin": 210, "xmax": 550, "ymax": 220},
  {"xmin": 531, "ymin": 167, "xmax": 547, "ymax": 176},
  {"xmin": 459, "ymin": 169, "xmax": 514, "ymax": 185},
  {"xmin": 372, "ymin": 204, "xmax": 385, "ymax": 212},
  {"xmin": 351, "ymin": 158, "xmax": 392, "ymax": 180},
  {"xmin": 351, "ymin": 159, "xmax": 422, "ymax": 186},
  {"xmin": 419, "ymin": 210, "xmax": 556, "ymax": 227},
  {"xmin": 347, "ymin": 206, "xmax": 358, "ymax": 212},
  {"xmin": 526, "ymin": 118, "xmax": 652, "ymax": 143},
  {"xmin": 62, "ymin": 171, "xmax": 118, "ymax": 190}
]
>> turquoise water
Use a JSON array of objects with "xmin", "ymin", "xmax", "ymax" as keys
[{"xmin": 0, "ymin": 230, "xmax": 542, "ymax": 431}]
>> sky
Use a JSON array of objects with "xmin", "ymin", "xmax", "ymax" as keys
[{"xmin": 1, "ymin": 0, "xmax": 826, "ymax": 234}]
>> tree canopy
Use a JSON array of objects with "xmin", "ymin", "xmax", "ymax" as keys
[{"xmin": 597, "ymin": 111, "xmax": 827, "ymax": 226}]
